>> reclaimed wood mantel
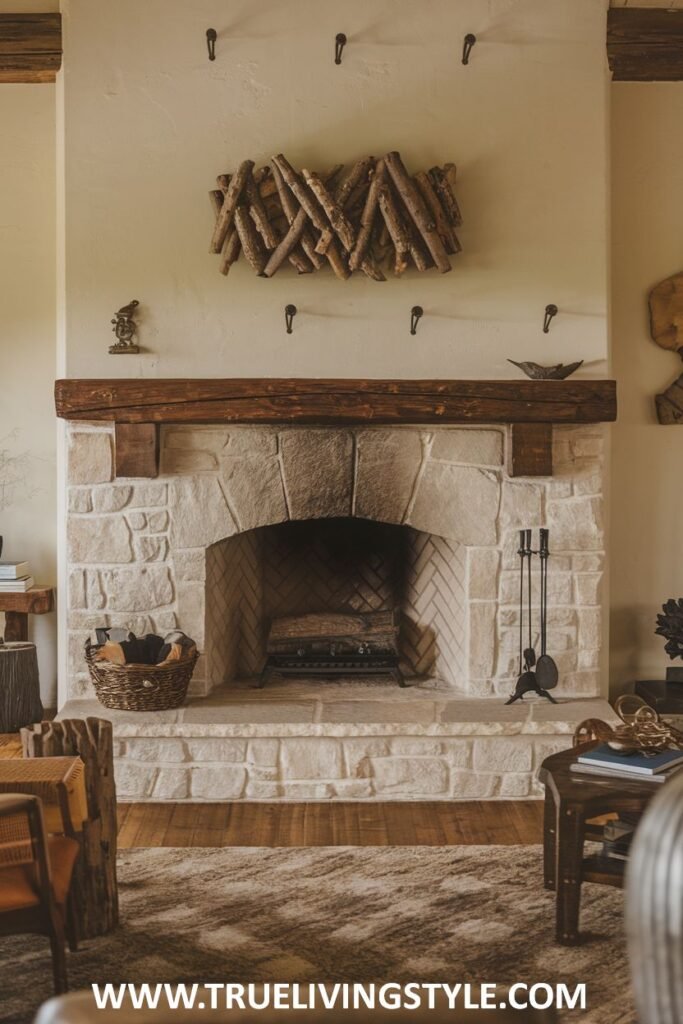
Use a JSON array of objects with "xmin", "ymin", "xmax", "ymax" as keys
[
  {"xmin": 0, "ymin": 14, "xmax": 62, "ymax": 83},
  {"xmin": 55, "ymin": 378, "xmax": 617, "ymax": 479}
]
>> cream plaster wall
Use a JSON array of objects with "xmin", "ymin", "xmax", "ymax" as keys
[
  {"xmin": 610, "ymin": 84, "xmax": 683, "ymax": 693},
  {"xmin": 60, "ymin": 0, "xmax": 609, "ymax": 380},
  {"xmin": 0, "ymin": 2, "xmax": 58, "ymax": 703}
]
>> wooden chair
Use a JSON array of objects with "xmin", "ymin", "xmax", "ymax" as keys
[{"xmin": 0, "ymin": 793, "xmax": 80, "ymax": 994}]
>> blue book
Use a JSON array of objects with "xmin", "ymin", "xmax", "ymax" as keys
[{"xmin": 578, "ymin": 743, "xmax": 683, "ymax": 776}]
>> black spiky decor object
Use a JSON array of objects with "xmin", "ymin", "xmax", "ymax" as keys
[{"xmin": 655, "ymin": 599, "xmax": 683, "ymax": 661}]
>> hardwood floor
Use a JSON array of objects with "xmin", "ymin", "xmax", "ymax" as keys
[{"xmin": 117, "ymin": 801, "xmax": 544, "ymax": 848}]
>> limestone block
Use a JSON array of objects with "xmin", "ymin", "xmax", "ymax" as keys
[
  {"xmin": 578, "ymin": 607, "xmax": 602, "ymax": 649},
  {"xmin": 249, "ymin": 765, "xmax": 279, "ymax": 782},
  {"xmin": 571, "ymin": 435, "xmax": 604, "ymax": 459},
  {"xmin": 281, "ymin": 738, "xmax": 342, "ymax": 779},
  {"xmin": 354, "ymin": 429, "xmax": 423, "ymax": 523},
  {"xmin": 170, "ymin": 476, "xmax": 236, "ymax": 548},
  {"xmin": 147, "ymin": 511, "xmax": 169, "ymax": 533},
  {"xmin": 68, "ymin": 432, "xmax": 112, "ymax": 485},
  {"xmin": 185, "ymin": 738, "xmax": 246, "ymax": 762},
  {"xmin": 332, "ymin": 780, "xmax": 374, "ymax": 798},
  {"xmin": 572, "ymin": 553, "xmax": 604, "ymax": 573},
  {"xmin": 127, "ymin": 512, "xmax": 147, "ymax": 531},
  {"xmin": 280, "ymin": 430, "xmax": 353, "ymax": 519},
  {"xmin": 130, "ymin": 483, "xmax": 167, "ymax": 507},
  {"xmin": 469, "ymin": 603, "xmax": 498, "ymax": 679},
  {"xmin": 501, "ymin": 482, "xmax": 543, "ymax": 528},
  {"xmin": 430, "ymin": 428, "xmax": 503, "ymax": 467},
  {"xmin": 372, "ymin": 757, "xmax": 448, "ymax": 796},
  {"xmin": 573, "ymin": 470, "xmax": 603, "ymax": 497},
  {"xmin": 545, "ymin": 572, "xmax": 573, "ymax": 606},
  {"xmin": 114, "ymin": 762, "xmax": 157, "ymax": 800},
  {"xmin": 221, "ymin": 457, "xmax": 288, "ymax": 532},
  {"xmin": 101, "ymin": 566, "xmax": 174, "ymax": 613},
  {"xmin": 86, "ymin": 571, "xmax": 106, "ymax": 610},
  {"xmin": 450, "ymin": 771, "xmax": 500, "ymax": 799},
  {"xmin": 547, "ymin": 497, "xmax": 603, "ymax": 551},
  {"xmin": 409, "ymin": 465, "xmax": 500, "ymax": 545},
  {"xmin": 438, "ymin": 740, "xmax": 473, "ymax": 768},
  {"xmin": 68, "ymin": 488, "xmax": 92, "ymax": 513},
  {"xmin": 532, "ymin": 737, "xmax": 571, "ymax": 768},
  {"xmin": 282, "ymin": 782, "xmax": 334, "ymax": 799},
  {"xmin": 343, "ymin": 738, "xmax": 389, "ymax": 777},
  {"xmin": 152, "ymin": 768, "xmax": 190, "ymax": 800},
  {"xmin": 164, "ymin": 427, "xmax": 230, "ymax": 452},
  {"xmin": 125, "ymin": 739, "xmax": 187, "ymax": 763},
  {"xmin": 246, "ymin": 781, "xmax": 282, "ymax": 799},
  {"xmin": 68, "ymin": 570, "xmax": 86, "ymax": 610},
  {"xmin": 578, "ymin": 648, "xmax": 600, "ymax": 670},
  {"xmin": 176, "ymin": 582, "xmax": 205, "ymax": 643},
  {"xmin": 190, "ymin": 766, "xmax": 246, "ymax": 799},
  {"xmin": 574, "ymin": 573, "xmax": 602, "ymax": 605},
  {"xmin": 173, "ymin": 549, "xmax": 206, "ymax": 583},
  {"xmin": 152, "ymin": 611, "xmax": 178, "ymax": 634},
  {"xmin": 135, "ymin": 536, "xmax": 169, "ymax": 563},
  {"xmin": 68, "ymin": 516, "xmax": 133, "ymax": 564},
  {"xmin": 68, "ymin": 673, "xmax": 95, "ymax": 699},
  {"xmin": 92, "ymin": 486, "xmax": 132, "ymax": 513},
  {"xmin": 473, "ymin": 737, "xmax": 532, "ymax": 772},
  {"xmin": 247, "ymin": 740, "xmax": 280, "ymax": 766},
  {"xmin": 106, "ymin": 614, "xmax": 155, "ymax": 635},
  {"xmin": 163, "ymin": 449, "xmax": 218, "ymax": 474},
  {"xmin": 225, "ymin": 429, "xmax": 278, "ymax": 457},
  {"xmin": 499, "ymin": 774, "xmax": 532, "ymax": 797},
  {"xmin": 468, "ymin": 549, "xmax": 500, "ymax": 601},
  {"xmin": 390, "ymin": 738, "xmax": 442, "ymax": 757}
]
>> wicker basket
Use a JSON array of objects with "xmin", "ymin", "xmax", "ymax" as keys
[{"xmin": 84, "ymin": 639, "xmax": 198, "ymax": 712}]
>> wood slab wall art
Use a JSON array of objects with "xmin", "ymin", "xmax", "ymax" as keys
[
  {"xmin": 649, "ymin": 271, "xmax": 683, "ymax": 424},
  {"xmin": 208, "ymin": 152, "xmax": 462, "ymax": 280}
]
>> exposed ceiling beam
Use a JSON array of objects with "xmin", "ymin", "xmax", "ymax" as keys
[
  {"xmin": 608, "ymin": 8, "xmax": 683, "ymax": 81},
  {"xmin": 0, "ymin": 13, "xmax": 61, "ymax": 84}
]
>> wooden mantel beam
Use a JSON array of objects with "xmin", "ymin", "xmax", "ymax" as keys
[
  {"xmin": 0, "ymin": 13, "xmax": 62, "ymax": 83},
  {"xmin": 607, "ymin": 8, "xmax": 683, "ymax": 82},
  {"xmin": 55, "ymin": 378, "xmax": 617, "ymax": 426}
]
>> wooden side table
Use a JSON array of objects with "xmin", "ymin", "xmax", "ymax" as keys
[
  {"xmin": 539, "ymin": 743, "xmax": 665, "ymax": 946},
  {"xmin": 0, "ymin": 586, "xmax": 54, "ymax": 642}
]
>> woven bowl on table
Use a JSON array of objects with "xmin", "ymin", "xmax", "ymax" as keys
[{"xmin": 84, "ymin": 639, "xmax": 198, "ymax": 712}]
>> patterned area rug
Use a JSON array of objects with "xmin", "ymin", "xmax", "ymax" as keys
[{"xmin": 0, "ymin": 846, "xmax": 633, "ymax": 1024}]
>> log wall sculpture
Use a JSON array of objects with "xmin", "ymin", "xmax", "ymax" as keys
[
  {"xmin": 208, "ymin": 152, "xmax": 462, "ymax": 279},
  {"xmin": 649, "ymin": 271, "xmax": 683, "ymax": 424}
]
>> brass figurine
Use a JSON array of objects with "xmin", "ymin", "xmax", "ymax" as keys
[
  {"xmin": 574, "ymin": 694, "xmax": 683, "ymax": 756},
  {"xmin": 109, "ymin": 300, "xmax": 140, "ymax": 354}
]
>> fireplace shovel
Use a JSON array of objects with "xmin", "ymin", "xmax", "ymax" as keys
[{"xmin": 535, "ymin": 528, "xmax": 559, "ymax": 691}]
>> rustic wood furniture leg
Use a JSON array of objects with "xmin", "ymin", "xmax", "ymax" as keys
[
  {"xmin": 4, "ymin": 611, "xmax": 28, "ymax": 642},
  {"xmin": 543, "ymin": 788, "xmax": 557, "ymax": 891},
  {"xmin": 554, "ymin": 800, "xmax": 585, "ymax": 945}
]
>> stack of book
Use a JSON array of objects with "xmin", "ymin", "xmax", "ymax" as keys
[
  {"xmin": 0, "ymin": 561, "xmax": 34, "ymax": 593},
  {"xmin": 571, "ymin": 743, "xmax": 683, "ymax": 785},
  {"xmin": 601, "ymin": 817, "xmax": 636, "ymax": 862}
]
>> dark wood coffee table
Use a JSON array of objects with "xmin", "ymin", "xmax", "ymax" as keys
[{"xmin": 539, "ymin": 743, "xmax": 666, "ymax": 945}]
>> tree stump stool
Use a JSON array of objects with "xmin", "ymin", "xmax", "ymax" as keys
[
  {"xmin": 0, "ymin": 641, "xmax": 43, "ymax": 732},
  {"xmin": 21, "ymin": 718, "xmax": 118, "ymax": 938}
]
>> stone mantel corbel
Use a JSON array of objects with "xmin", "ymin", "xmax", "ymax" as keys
[{"xmin": 54, "ymin": 378, "xmax": 617, "ymax": 479}]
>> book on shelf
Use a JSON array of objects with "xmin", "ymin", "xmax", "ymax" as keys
[
  {"xmin": 0, "ymin": 561, "xmax": 29, "ymax": 580},
  {"xmin": 577, "ymin": 743, "xmax": 683, "ymax": 776},
  {"xmin": 0, "ymin": 576, "xmax": 34, "ymax": 593},
  {"xmin": 570, "ymin": 762, "xmax": 672, "ymax": 784}
]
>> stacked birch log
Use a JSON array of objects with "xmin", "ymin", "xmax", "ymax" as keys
[{"xmin": 208, "ymin": 151, "xmax": 462, "ymax": 280}]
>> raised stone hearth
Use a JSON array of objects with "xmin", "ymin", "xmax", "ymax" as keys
[{"xmin": 57, "ymin": 687, "xmax": 618, "ymax": 801}]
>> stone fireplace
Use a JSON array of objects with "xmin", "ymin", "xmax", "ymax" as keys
[{"xmin": 61, "ymin": 415, "xmax": 616, "ymax": 801}]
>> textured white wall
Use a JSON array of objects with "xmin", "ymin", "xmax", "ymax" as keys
[
  {"xmin": 610, "ymin": 84, "xmax": 683, "ymax": 693},
  {"xmin": 0, "ymin": 81, "xmax": 57, "ymax": 704},
  {"xmin": 60, "ymin": 0, "xmax": 610, "ymax": 380}
]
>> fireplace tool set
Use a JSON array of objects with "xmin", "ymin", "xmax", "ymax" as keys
[{"xmin": 506, "ymin": 528, "xmax": 559, "ymax": 705}]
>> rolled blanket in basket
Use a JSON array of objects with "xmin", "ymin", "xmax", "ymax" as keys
[
  {"xmin": 95, "ymin": 633, "xmax": 164, "ymax": 666},
  {"xmin": 156, "ymin": 630, "xmax": 197, "ymax": 667}
]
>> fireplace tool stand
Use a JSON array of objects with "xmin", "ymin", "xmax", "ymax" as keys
[{"xmin": 506, "ymin": 529, "xmax": 558, "ymax": 705}]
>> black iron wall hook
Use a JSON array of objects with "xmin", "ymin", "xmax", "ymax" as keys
[
  {"xmin": 335, "ymin": 33, "xmax": 347, "ymax": 65},
  {"xmin": 206, "ymin": 28, "xmax": 217, "ymax": 61},
  {"xmin": 285, "ymin": 304, "xmax": 297, "ymax": 334},
  {"xmin": 462, "ymin": 34, "xmax": 476, "ymax": 65},
  {"xmin": 543, "ymin": 304, "xmax": 558, "ymax": 333},
  {"xmin": 410, "ymin": 306, "xmax": 423, "ymax": 335}
]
